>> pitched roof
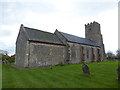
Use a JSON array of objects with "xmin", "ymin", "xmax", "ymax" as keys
[
  {"xmin": 24, "ymin": 27, "xmax": 64, "ymax": 45},
  {"xmin": 59, "ymin": 31, "xmax": 100, "ymax": 47}
]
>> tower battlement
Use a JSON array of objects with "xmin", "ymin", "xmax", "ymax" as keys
[
  {"xmin": 85, "ymin": 21, "xmax": 101, "ymax": 35},
  {"xmin": 85, "ymin": 21, "xmax": 100, "ymax": 27}
]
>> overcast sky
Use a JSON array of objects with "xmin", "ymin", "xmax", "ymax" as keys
[{"xmin": 0, "ymin": 0, "xmax": 119, "ymax": 55}]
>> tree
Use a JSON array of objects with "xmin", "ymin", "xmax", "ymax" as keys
[
  {"xmin": 106, "ymin": 51, "xmax": 115, "ymax": 60},
  {"xmin": 9, "ymin": 54, "xmax": 15, "ymax": 63},
  {"xmin": 2, "ymin": 54, "xmax": 15, "ymax": 64},
  {"xmin": 2, "ymin": 54, "xmax": 9, "ymax": 61},
  {"xmin": 116, "ymin": 49, "xmax": 120, "ymax": 60}
]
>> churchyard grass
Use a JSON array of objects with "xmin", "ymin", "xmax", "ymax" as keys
[{"xmin": 2, "ymin": 61, "xmax": 118, "ymax": 88}]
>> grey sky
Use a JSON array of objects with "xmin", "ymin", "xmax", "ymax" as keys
[
  {"xmin": 74, "ymin": 2, "xmax": 117, "ymax": 16},
  {"xmin": 0, "ymin": 0, "xmax": 118, "ymax": 55}
]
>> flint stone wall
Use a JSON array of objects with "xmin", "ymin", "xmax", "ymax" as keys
[{"xmin": 28, "ymin": 42, "xmax": 66, "ymax": 68}]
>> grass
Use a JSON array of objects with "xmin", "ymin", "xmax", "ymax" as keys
[{"xmin": 2, "ymin": 61, "xmax": 118, "ymax": 88}]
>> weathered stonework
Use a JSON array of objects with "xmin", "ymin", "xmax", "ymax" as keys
[
  {"xmin": 85, "ymin": 21, "xmax": 106, "ymax": 61},
  {"xmin": 15, "ymin": 25, "xmax": 29, "ymax": 68},
  {"xmin": 66, "ymin": 42, "xmax": 101, "ymax": 64},
  {"xmin": 15, "ymin": 21, "xmax": 105, "ymax": 68},
  {"xmin": 28, "ymin": 42, "xmax": 66, "ymax": 68}
]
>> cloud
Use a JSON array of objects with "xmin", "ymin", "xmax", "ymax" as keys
[
  {"xmin": 0, "ymin": 0, "xmax": 118, "ymax": 55},
  {"xmin": 0, "ymin": 1, "xmax": 56, "ymax": 25},
  {"xmin": 73, "ymin": 1, "xmax": 117, "ymax": 17},
  {"xmin": 0, "ymin": 41, "xmax": 15, "ymax": 55},
  {"xmin": 0, "ymin": 29, "xmax": 12, "ymax": 37},
  {"xmin": 96, "ymin": 8, "xmax": 118, "ymax": 53},
  {"xmin": 0, "ymin": 0, "xmax": 118, "ymax": 2},
  {"xmin": 0, "ymin": 25, "xmax": 19, "ymax": 55}
]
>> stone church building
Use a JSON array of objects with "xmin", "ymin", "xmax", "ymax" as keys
[{"xmin": 15, "ymin": 21, "xmax": 105, "ymax": 68}]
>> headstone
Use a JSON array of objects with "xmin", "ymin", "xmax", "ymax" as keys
[{"xmin": 82, "ymin": 63, "xmax": 90, "ymax": 75}]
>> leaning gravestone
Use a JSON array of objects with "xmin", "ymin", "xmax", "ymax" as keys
[{"xmin": 82, "ymin": 63, "xmax": 90, "ymax": 76}]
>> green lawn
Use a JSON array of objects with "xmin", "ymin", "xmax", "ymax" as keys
[{"xmin": 2, "ymin": 61, "xmax": 118, "ymax": 88}]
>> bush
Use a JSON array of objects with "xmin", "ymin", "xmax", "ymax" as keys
[{"xmin": 55, "ymin": 61, "xmax": 64, "ymax": 66}]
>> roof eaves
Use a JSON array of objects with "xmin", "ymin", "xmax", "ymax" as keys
[
  {"xmin": 29, "ymin": 40, "xmax": 66, "ymax": 46},
  {"xmin": 68, "ymin": 41, "xmax": 100, "ymax": 47}
]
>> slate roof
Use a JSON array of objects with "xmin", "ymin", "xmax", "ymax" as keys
[
  {"xmin": 23, "ymin": 25, "xmax": 100, "ymax": 47},
  {"xmin": 24, "ymin": 27, "xmax": 64, "ymax": 45},
  {"xmin": 59, "ymin": 32, "xmax": 100, "ymax": 47}
]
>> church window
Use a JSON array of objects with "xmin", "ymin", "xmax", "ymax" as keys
[
  {"xmin": 97, "ymin": 49, "xmax": 101, "ymax": 62},
  {"xmin": 91, "ymin": 48, "xmax": 95, "ymax": 62},
  {"xmin": 87, "ymin": 47, "xmax": 89, "ymax": 58},
  {"xmin": 71, "ymin": 45, "xmax": 76, "ymax": 58},
  {"xmin": 81, "ymin": 46, "xmax": 85, "ymax": 62}
]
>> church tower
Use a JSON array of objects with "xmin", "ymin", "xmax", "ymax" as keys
[{"xmin": 85, "ymin": 21, "xmax": 105, "ymax": 61}]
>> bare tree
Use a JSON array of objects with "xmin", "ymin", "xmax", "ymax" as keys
[{"xmin": 106, "ymin": 51, "xmax": 115, "ymax": 60}]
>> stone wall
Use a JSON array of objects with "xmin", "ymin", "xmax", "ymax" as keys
[
  {"xmin": 28, "ymin": 42, "xmax": 66, "ymax": 68},
  {"xmin": 55, "ymin": 30, "xmax": 70, "ymax": 63},
  {"xmin": 67, "ymin": 42, "xmax": 81, "ymax": 64},
  {"xmin": 67, "ymin": 42, "xmax": 100, "ymax": 64},
  {"xmin": 85, "ymin": 21, "xmax": 106, "ymax": 61},
  {"xmin": 15, "ymin": 27, "xmax": 29, "ymax": 68}
]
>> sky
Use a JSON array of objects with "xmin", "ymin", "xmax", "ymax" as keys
[{"xmin": 0, "ymin": 0, "xmax": 119, "ymax": 55}]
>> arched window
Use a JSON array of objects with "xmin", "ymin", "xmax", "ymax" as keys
[
  {"xmin": 71, "ymin": 45, "xmax": 76, "ymax": 58},
  {"xmin": 87, "ymin": 47, "xmax": 89, "ymax": 58},
  {"xmin": 97, "ymin": 49, "xmax": 101, "ymax": 62},
  {"xmin": 81, "ymin": 46, "xmax": 85, "ymax": 62},
  {"xmin": 91, "ymin": 48, "xmax": 95, "ymax": 62}
]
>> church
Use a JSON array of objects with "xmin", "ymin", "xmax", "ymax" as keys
[{"xmin": 15, "ymin": 21, "xmax": 105, "ymax": 68}]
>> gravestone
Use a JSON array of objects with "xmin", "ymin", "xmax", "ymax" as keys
[{"xmin": 82, "ymin": 63, "xmax": 90, "ymax": 75}]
